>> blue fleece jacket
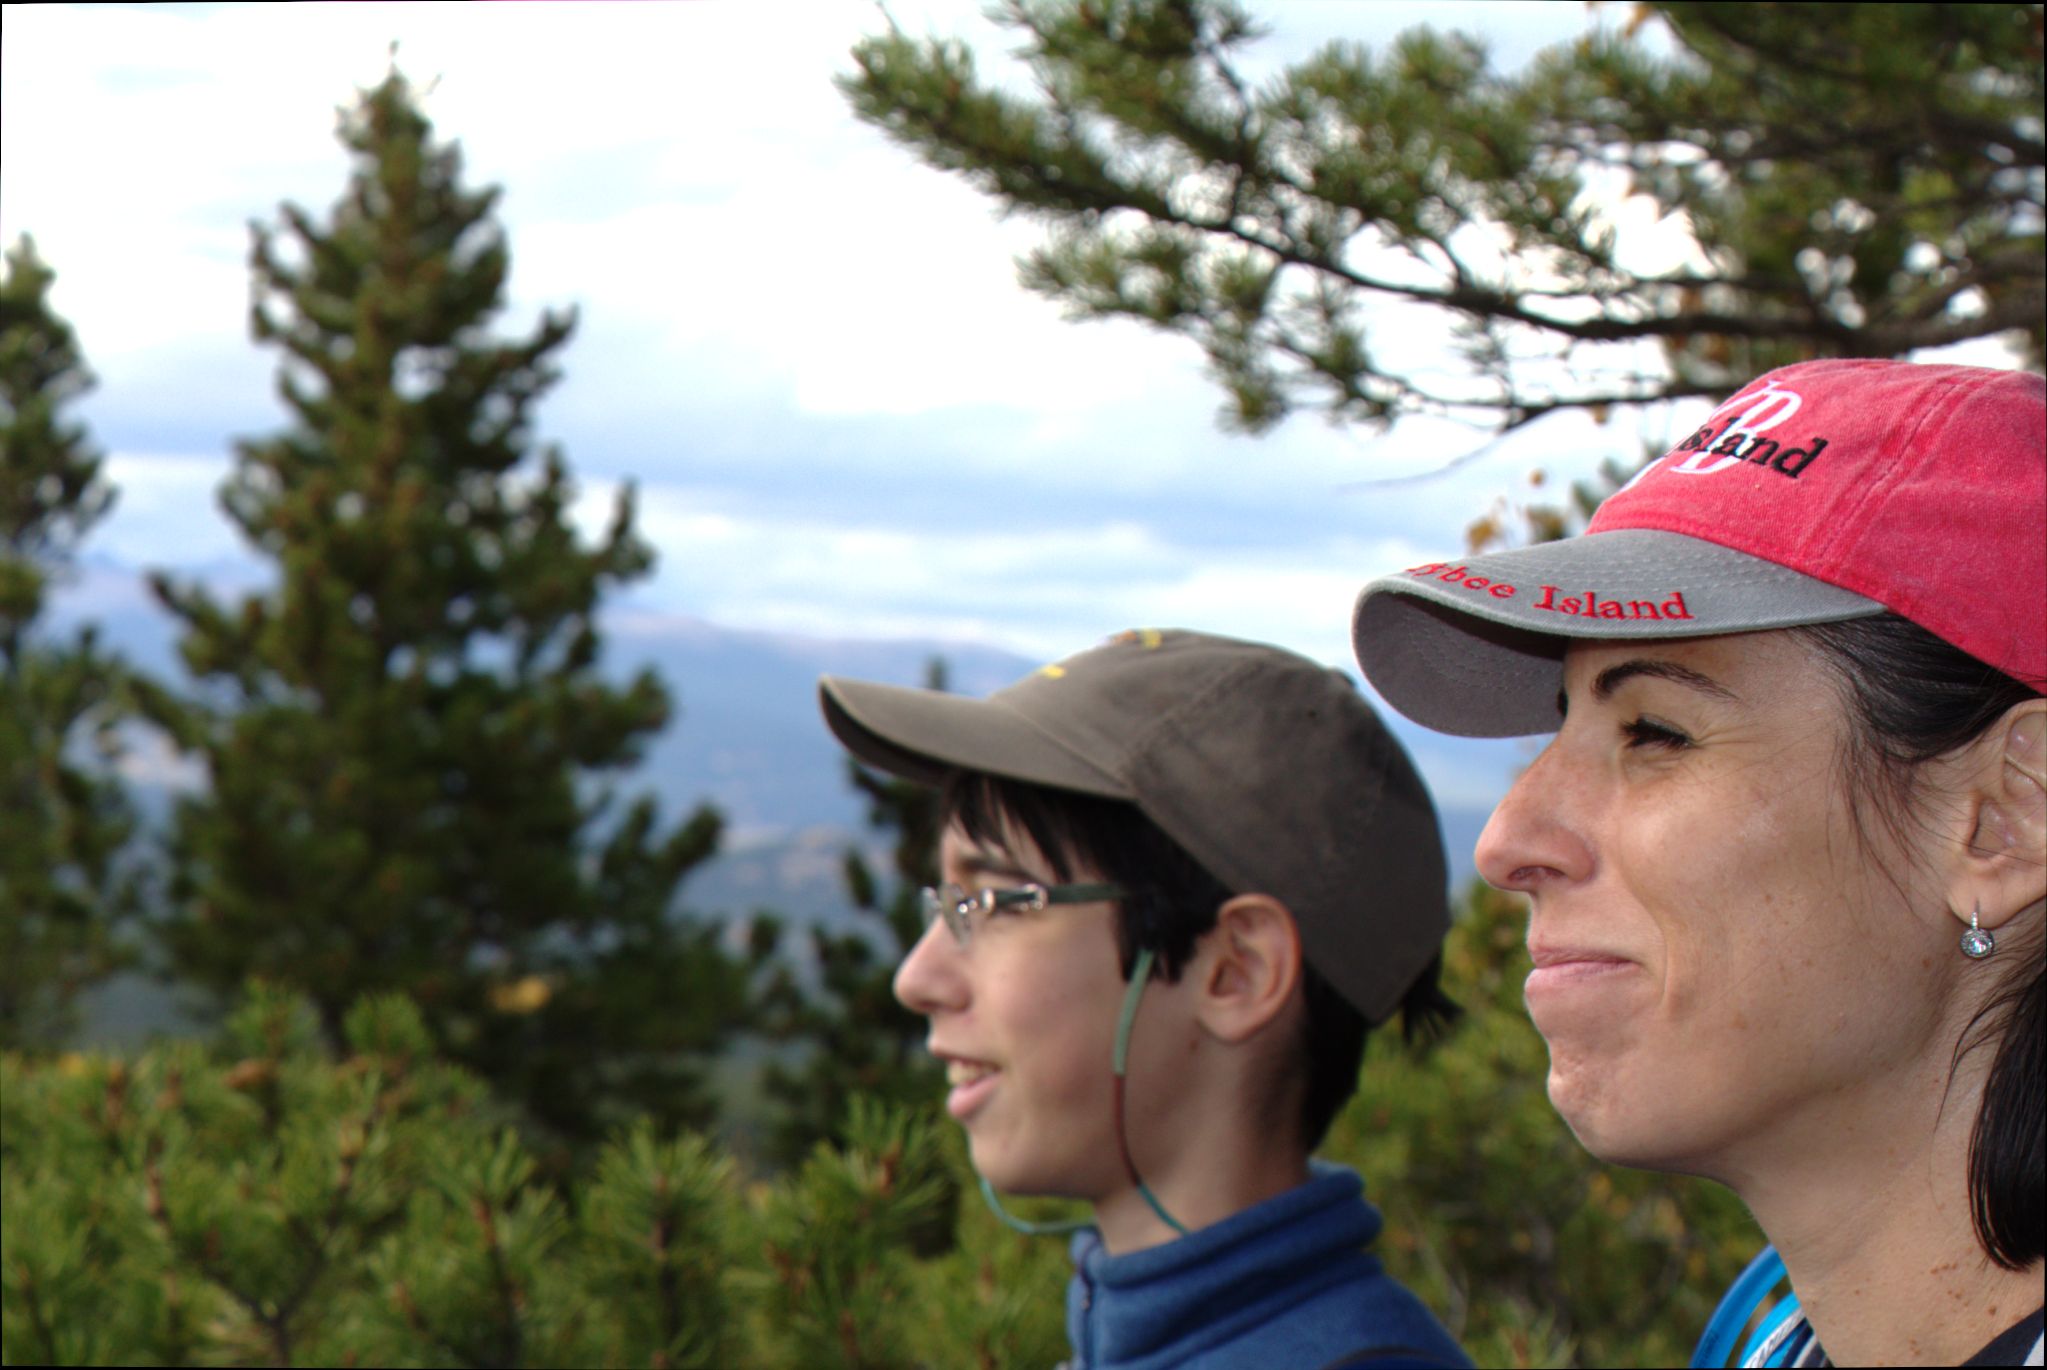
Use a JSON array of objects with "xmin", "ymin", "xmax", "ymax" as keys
[{"xmin": 1063, "ymin": 1163, "xmax": 1469, "ymax": 1370}]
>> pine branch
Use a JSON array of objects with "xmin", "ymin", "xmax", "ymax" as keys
[
  {"xmin": 476, "ymin": 1195, "xmax": 526, "ymax": 1370},
  {"xmin": 11, "ymin": 1259, "xmax": 60, "ymax": 1368},
  {"xmin": 392, "ymin": 1279, "xmax": 478, "ymax": 1369},
  {"xmin": 846, "ymin": 0, "xmax": 2043, "ymax": 437},
  {"xmin": 144, "ymin": 1155, "xmax": 289, "ymax": 1361},
  {"xmin": 270, "ymin": 1074, "xmax": 399, "ymax": 1340}
]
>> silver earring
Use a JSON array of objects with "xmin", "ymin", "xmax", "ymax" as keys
[{"xmin": 1959, "ymin": 903, "xmax": 1996, "ymax": 960}]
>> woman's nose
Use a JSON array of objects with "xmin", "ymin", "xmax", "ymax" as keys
[{"xmin": 1475, "ymin": 736, "xmax": 1595, "ymax": 894}]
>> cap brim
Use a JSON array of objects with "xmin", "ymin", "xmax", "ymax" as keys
[
  {"xmin": 818, "ymin": 676, "xmax": 1130, "ymax": 797},
  {"xmin": 1353, "ymin": 530, "xmax": 1884, "ymax": 737}
]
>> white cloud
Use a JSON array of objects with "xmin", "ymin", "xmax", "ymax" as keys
[
  {"xmin": 11, "ymin": 0, "xmax": 1634, "ymax": 681},
  {"xmin": 112, "ymin": 725, "xmax": 207, "ymax": 794},
  {"xmin": 4, "ymin": 0, "xmax": 1704, "ymax": 860},
  {"xmin": 576, "ymin": 476, "xmax": 1426, "ymax": 668},
  {"xmin": 98, "ymin": 453, "xmax": 244, "ymax": 568}
]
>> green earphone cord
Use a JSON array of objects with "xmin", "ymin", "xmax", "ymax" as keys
[{"xmin": 975, "ymin": 947, "xmax": 1191, "ymax": 1238}]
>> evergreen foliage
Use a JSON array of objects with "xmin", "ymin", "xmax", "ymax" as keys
[
  {"xmin": 0, "ymin": 237, "xmax": 112, "ymax": 633},
  {"xmin": 1462, "ymin": 450, "xmax": 1646, "ymax": 556},
  {"xmin": 0, "ymin": 234, "xmax": 140, "ymax": 1048},
  {"xmin": 0, "ymin": 39, "xmax": 1792, "ymax": 1368},
  {"xmin": 142, "ymin": 70, "xmax": 741, "ymax": 1145},
  {"xmin": 2, "ymin": 885, "xmax": 1754, "ymax": 1367},
  {"xmin": 843, "ymin": 1, "xmax": 2044, "ymax": 437},
  {"xmin": 0, "ymin": 985, "xmax": 1052, "ymax": 1368},
  {"xmin": 756, "ymin": 660, "xmax": 946, "ymax": 1171},
  {"xmin": 0, "ymin": 987, "xmax": 741, "ymax": 1368}
]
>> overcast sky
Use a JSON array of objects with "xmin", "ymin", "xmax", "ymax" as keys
[
  {"xmin": 13, "ymin": 1, "xmax": 2018, "ymax": 824},
  {"xmin": 6, "ymin": 0, "xmax": 1677, "ymax": 658}
]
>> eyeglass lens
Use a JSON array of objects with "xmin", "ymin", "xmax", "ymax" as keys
[{"xmin": 920, "ymin": 883, "xmax": 971, "ymax": 945}]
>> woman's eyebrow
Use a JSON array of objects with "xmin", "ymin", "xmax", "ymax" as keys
[{"xmin": 1590, "ymin": 659, "xmax": 1739, "ymax": 704}]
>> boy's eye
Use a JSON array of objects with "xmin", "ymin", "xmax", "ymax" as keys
[
  {"xmin": 975, "ymin": 886, "xmax": 1032, "ymax": 917},
  {"xmin": 1621, "ymin": 717, "xmax": 1692, "ymax": 750}
]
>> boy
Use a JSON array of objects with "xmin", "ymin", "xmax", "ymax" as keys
[{"xmin": 819, "ymin": 628, "xmax": 1470, "ymax": 1368}]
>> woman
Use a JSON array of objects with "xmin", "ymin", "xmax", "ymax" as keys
[{"xmin": 1349, "ymin": 360, "xmax": 2043, "ymax": 1367}]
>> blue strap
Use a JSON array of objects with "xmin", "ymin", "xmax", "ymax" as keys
[
  {"xmin": 977, "ymin": 1173, "xmax": 1088, "ymax": 1235},
  {"xmin": 1693, "ymin": 1246, "xmax": 1789, "ymax": 1367},
  {"xmin": 1744, "ymin": 1291, "xmax": 1807, "ymax": 1367},
  {"xmin": 978, "ymin": 948, "xmax": 1186, "ymax": 1238}
]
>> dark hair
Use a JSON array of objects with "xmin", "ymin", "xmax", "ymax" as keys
[
  {"xmin": 1797, "ymin": 613, "xmax": 2044, "ymax": 1270},
  {"xmin": 941, "ymin": 770, "xmax": 1457, "ymax": 1152}
]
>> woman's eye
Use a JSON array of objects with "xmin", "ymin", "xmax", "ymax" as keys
[{"xmin": 1621, "ymin": 717, "xmax": 1692, "ymax": 750}]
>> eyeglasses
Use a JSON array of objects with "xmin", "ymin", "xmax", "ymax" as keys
[{"xmin": 917, "ymin": 881, "xmax": 1125, "ymax": 949}]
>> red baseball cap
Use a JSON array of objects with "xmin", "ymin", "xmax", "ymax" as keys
[{"xmin": 1352, "ymin": 360, "xmax": 2047, "ymax": 736}]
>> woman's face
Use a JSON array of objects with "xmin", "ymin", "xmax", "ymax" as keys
[
  {"xmin": 892, "ymin": 817, "xmax": 1178, "ymax": 1199},
  {"xmin": 1476, "ymin": 630, "xmax": 1963, "ymax": 1177}
]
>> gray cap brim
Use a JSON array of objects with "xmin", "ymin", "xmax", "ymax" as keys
[
  {"xmin": 819, "ymin": 676, "xmax": 1130, "ymax": 798},
  {"xmin": 1353, "ymin": 529, "xmax": 1884, "ymax": 737}
]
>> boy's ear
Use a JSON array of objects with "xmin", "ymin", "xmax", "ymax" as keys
[
  {"xmin": 1194, "ymin": 894, "xmax": 1303, "ymax": 1044},
  {"xmin": 1954, "ymin": 700, "xmax": 2047, "ymax": 930}
]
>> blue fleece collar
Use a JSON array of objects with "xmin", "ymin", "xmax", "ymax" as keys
[{"xmin": 1065, "ymin": 1162, "xmax": 1464, "ymax": 1370}]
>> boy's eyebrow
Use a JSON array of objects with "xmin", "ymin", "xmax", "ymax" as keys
[
  {"xmin": 950, "ymin": 850, "xmax": 1039, "ymax": 882},
  {"xmin": 1589, "ymin": 658, "xmax": 1738, "ymax": 704}
]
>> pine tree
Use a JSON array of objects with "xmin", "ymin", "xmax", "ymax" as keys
[
  {"xmin": 0, "ymin": 234, "xmax": 139, "ymax": 1048},
  {"xmin": 146, "ymin": 70, "xmax": 739, "ymax": 1145},
  {"xmin": 843, "ymin": 1, "xmax": 2043, "ymax": 439},
  {"xmin": 757, "ymin": 660, "xmax": 946, "ymax": 1172},
  {"xmin": 0, "ymin": 988, "xmax": 747, "ymax": 1368},
  {"xmin": 3, "ymin": 899, "xmax": 1760, "ymax": 1368},
  {"xmin": 0, "ymin": 985, "xmax": 1024, "ymax": 1370}
]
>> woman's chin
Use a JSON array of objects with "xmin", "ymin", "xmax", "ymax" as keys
[
  {"xmin": 1548, "ymin": 1071, "xmax": 1707, "ymax": 1173},
  {"xmin": 1547, "ymin": 1061, "xmax": 1637, "ymax": 1160}
]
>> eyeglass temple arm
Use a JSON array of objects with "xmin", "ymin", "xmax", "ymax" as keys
[
  {"xmin": 953, "ymin": 888, "xmax": 1121, "ymax": 909},
  {"xmin": 989, "ymin": 881, "xmax": 1125, "ymax": 911},
  {"xmin": 1042, "ymin": 881, "xmax": 1123, "ymax": 906}
]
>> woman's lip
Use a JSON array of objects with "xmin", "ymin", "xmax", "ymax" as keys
[
  {"xmin": 1525, "ymin": 957, "xmax": 1637, "ymax": 999},
  {"xmin": 1527, "ymin": 944, "xmax": 1633, "ymax": 969}
]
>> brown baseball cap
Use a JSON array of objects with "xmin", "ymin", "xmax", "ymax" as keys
[{"xmin": 817, "ymin": 628, "xmax": 1451, "ymax": 1023}]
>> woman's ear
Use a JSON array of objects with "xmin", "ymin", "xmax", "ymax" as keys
[
  {"xmin": 1952, "ymin": 700, "xmax": 2047, "ymax": 930},
  {"xmin": 1193, "ymin": 894, "xmax": 1303, "ymax": 1044}
]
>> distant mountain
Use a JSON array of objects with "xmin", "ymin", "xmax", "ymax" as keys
[
  {"xmin": 601, "ymin": 607, "xmax": 1041, "ymax": 839},
  {"xmin": 47, "ymin": 558, "xmax": 1507, "ymax": 1048},
  {"xmin": 47, "ymin": 555, "xmax": 1500, "ymax": 890},
  {"xmin": 48, "ymin": 554, "xmax": 1039, "ymax": 839}
]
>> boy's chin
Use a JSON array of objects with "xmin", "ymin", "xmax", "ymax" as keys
[{"xmin": 969, "ymin": 1142, "xmax": 1092, "ymax": 1203}]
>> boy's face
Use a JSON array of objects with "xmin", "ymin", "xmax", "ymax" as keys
[{"xmin": 894, "ymin": 816, "xmax": 1183, "ymax": 1201}]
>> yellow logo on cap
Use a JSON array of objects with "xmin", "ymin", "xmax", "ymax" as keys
[
  {"xmin": 1037, "ymin": 663, "xmax": 1068, "ymax": 679},
  {"xmin": 1109, "ymin": 628, "xmax": 1164, "ymax": 649}
]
